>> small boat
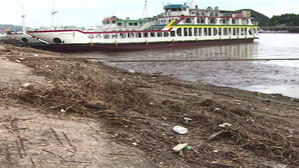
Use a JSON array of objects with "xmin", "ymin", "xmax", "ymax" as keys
[
  {"xmin": 0, "ymin": 32, "xmax": 46, "ymax": 46},
  {"xmin": 27, "ymin": 3, "xmax": 259, "ymax": 52}
]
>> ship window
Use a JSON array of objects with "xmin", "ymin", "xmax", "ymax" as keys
[
  {"xmin": 134, "ymin": 23, "xmax": 138, "ymax": 26},
  {"xmin": 129, "ymin": 23, "xmax": 133, "ymax": 26},
  {"xmin": 170, "ymin": 31, "xmax": 175, "ymax": 37},
  {"xmin": 150, "ymin": 32, "xmax": 156, "ymax": 37},
  {"xmin": 185, "ymin": 18, "xmax": 191, "ymax": 23},
  {"xmin": 184, "ymin": 28, "xmax": 188, "ymax": 36},
  {"xmin": 241, "ymin": 28, "xmax": 244, "ymax": 35},
  {"xmin": 95, "ymin": 34, "xmax": 102, "ymax": 39},
  {"xmin": 194, "ymin": 28, "xmax": 198, "ymax": 36},
  {"xmin": 219, "ymin": 28, "xmax": 222, "ymax": 36},
  {"xmin": 164, "ymin": 32, "xmax": 169, "ymax": 37},
  {"xmin": 178, "ymin": 8, "xmax": 182, "ymax": 11},
  {"xmin": 189, "ymin": 28, "xmax": 192, "ymax": 36},
  {"xmin": 157, "ymin": 32, "xmax": 162, "ymax": 37},
  {"xmin": 143, "ymin": 32, "xmax": 149, "ymax": 38},
  {"xmin": 198, "ymin": 28, "xmax": 202, "ymax": 36},
  {"xmin": 233, "ymin": 28, "xmax": 236, "ymax": 35},
  {"xmin": 213, "ymin": 28, "xmax": 218, "ymax": 36},
  {"xmin": 103, "ymin": 35, "xmax": 110, "ymax": 39},
  {"xmin": 128, "ymin": 33, "xmax": 135, "ymax": 38},
  {"xmin": 88, "ymin": 34, "xmax": 94, "ymax": 39},
  {"xmin": 232, "ymin": 19, "xmax": 236, "ymax": 24},
  {"xmin": 171, "ymin": 8, "xmax": 177, "ymax": 11},
  {"xmin": 112, "ymin": 34, "xmax": 118, "ymax": 38},
  {"xmin": 245, "ymin": 28, "xmax": 248, "ymax": 35},
  {"xmin": 224, "ymin": 28, "xmax": 228, "ymax": 35},
  {"xmin": 208, "ymin": 28, "xmax": 212, "ymax": 36},
  {"xmin": 204, "ymin": 28, "xmax": 208, "ymax": 36},
  {"xmin": 117, "ymin": 23, "xmax": 122, "ymax": 26},
  {"xmin": 177, "ymin": 28, "xmax": 182, "ymax": 36},
  {"xmin": 183, "ymin": 8, "xmax": 186, "ymax": 11},
  {"xmin": 210, "ymin": 19, "xmax": 216, "ymax": 24},
  {"xmin": 112, "ymin": 20, "xmax": 116, "ymax": 24},
  {"xmin": 120, "ymin": 33, "xmax": 126, "ymax": 38},
  {"xmin": 137, "ymin": 33, "xmax": 142, "ymax": 38}
]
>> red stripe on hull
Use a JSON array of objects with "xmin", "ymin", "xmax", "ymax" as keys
[
  {"xmin": 28, "ymin": 29, "xmax": 170, "ymax": 34},
  {"xmin": 31, "ymin": 39, "xmax": 255, "ymax": 52}
]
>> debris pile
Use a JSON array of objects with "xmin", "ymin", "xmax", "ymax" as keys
[{"xmin": 1, "ymin": 45, "xmax": 298, "ymax": 167}]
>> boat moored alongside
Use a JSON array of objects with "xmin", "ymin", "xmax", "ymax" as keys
[{"xmin": 27, "ymin": 3, "xmax": 259, "ymax": 52}]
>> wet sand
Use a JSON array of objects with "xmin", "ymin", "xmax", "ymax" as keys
[
  {"xmin": 1, "ymin": 44, "xmax": 299, "ymax": 167},
  {"xmin": 0, "ymin": 47, "xmax": 153, "ymax": 168}
]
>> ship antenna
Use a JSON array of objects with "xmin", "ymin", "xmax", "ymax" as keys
[
  {"xmin": 142, "ymin": 0, "xmax": 148, "ymax": 17},
  {"xmin": 51, "ymin": 0, "xmax": 59, "ymax": 29},
  {"xmin": 21, "ymin": 5, "xmax": 26, "ymax": 34}
]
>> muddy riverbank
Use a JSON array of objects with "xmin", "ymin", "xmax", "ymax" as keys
[{"xmin": 0, "ymin": 44, "xmax": 299, "ymax": 167}]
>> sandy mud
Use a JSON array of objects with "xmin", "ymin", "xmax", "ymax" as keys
[{"xmin": 0, "ymin": 44, "xmax": 298, "ymax": 167}]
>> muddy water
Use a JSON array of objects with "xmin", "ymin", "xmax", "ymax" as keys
[{"xmin": 74, "ymin": 33, "xmax": 299, "ymax": 98}]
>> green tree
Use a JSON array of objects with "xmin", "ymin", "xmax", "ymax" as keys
[{"xmin": 268, "ymin": 14, "xmax": 299, "ymax": 26}]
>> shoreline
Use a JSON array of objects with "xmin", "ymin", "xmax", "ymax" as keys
[{"xmin": 1, "ymin": 44, "xmax": 298, "ymax": 167}]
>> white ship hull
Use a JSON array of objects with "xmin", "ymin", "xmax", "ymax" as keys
[{"xmin": 27, "ymin": 4, "xmax": 259, "ymax": 52}]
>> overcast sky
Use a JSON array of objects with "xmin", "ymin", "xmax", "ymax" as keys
[{"xmin": 0, "ymin": 0, "xmax": 298, "ymax": 28}]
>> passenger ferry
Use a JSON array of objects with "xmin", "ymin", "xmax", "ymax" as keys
[{"xmin": 27, "ymin": 3, "xmax": 259, "ymax": 52}]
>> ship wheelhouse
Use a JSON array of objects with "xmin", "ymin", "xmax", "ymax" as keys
[{"xmin": 164, "ymin": 4, "xmax": 190, "ymax": 16}]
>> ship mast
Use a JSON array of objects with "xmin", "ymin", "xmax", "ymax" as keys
[
  {"xmin": 51, "ymin": 0, "xmax": 59, "ymax": 29},
  {"xmin": 21, "ymin": 5, "xmax": 26, "ymax": 33},
  {"xmin": 142, "ymin": 0, "xmax": 148, "ymax": 17}
]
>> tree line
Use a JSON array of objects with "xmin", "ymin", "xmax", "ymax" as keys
[{"xmin": 260, "ymin": 14, "xmax": 299, "ymax": 27}]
